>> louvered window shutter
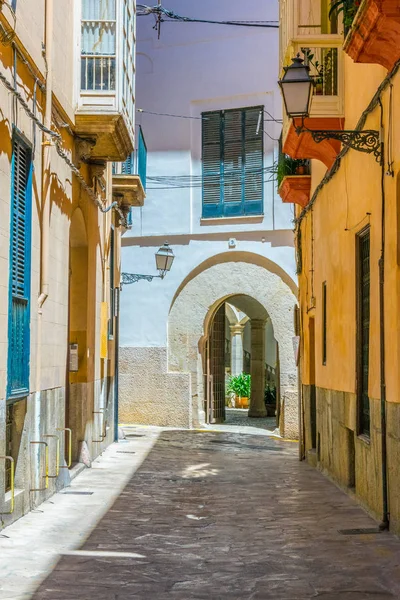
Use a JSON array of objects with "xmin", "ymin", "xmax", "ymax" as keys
[
  {"xmin": 202, "ymin": 106, "xmax": 263, "ymax": 218},
  {"xmin": 202, "ymin": 112, "xmax": 222, "ymax": 218},
  {"xmin": 8, "ymin": 134, "xmax": 32, "ymax": 399},
  {"xmin": 243, "ymin": 107, "xmax": 263, "ymax": 215}
]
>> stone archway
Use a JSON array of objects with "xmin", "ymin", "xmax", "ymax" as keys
[{"xmin": 168, "ymin": 255, "xmax": 299, "ymax": 438}]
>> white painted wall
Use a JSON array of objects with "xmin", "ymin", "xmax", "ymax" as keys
[{"xmin": 121, "ymin": 0, "xmax": 296, "ymax": 348}]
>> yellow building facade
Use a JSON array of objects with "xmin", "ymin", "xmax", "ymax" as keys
[
  {"xmin": 279, "ymin": 0, "xmax": 400, "ymax": 531},
  {"xmin": 0, "ymin": 0, "xmax": 144, "ymax": 526}
]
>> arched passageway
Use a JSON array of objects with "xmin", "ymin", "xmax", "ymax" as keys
[
  {"xmin": 204, "ymin": 295, "xmax": 278, "ymax": 427},
  {"xmin": 168, "ymin": 254, "xmax": 299, "ymax": 438}
]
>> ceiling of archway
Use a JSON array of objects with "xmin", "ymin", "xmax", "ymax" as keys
[{"xmin": 227, "ymin": 294, "xmax": 269, "ymax": 321}]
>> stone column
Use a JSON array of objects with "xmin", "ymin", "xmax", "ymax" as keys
[
  {"xmin": 230, "ymin": 324, "xmax": 245, "ymax": 376},
  {"xmin": 249, "ymin": 319, "xmax": 267, "ymax": 418}
]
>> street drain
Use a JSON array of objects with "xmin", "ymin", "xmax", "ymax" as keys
[
  {"xmin": 117, "ymin": 451, "xmax": 136, "ymax": 454},
  {"xmin": 125, "ymin": 434, "xmax": 145, "ymax": 438},
  {"xmin": 62, "ymin": 491, "xmax": 94, "ymax": 496},
  {"xmin": 338, "ymin": 528, "xmax": 382, "ymax": 535}
]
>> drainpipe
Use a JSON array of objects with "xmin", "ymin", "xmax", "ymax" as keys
[
  {"xmin": 378, "ymin": 99, "xmax": 389, "ymax": 530},
  {"xmin": 33, "ymin": 0, "xmax": 53, "ymax": 500},
  {"xmin": 38, "ymin": 0, "xmax": 53, "ymax": 309}
]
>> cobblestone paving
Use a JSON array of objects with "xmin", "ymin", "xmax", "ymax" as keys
[{"xmin": 32, "ymin": 431, "xmax": 400, "ymax": 599}]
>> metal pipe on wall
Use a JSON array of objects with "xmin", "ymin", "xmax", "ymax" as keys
[
  {"xmin": 378, "ymin": 99, "xmax": 389, "ymax": 530},
  {"xmin": 33, "ymin": 0, "xmax": 53, "ymax": 501}
]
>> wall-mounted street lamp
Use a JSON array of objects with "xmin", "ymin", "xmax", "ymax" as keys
[
  {"xmin": 278, "ymin": 54, "xmax": 382, "ymax": 163},
  {"xmin": 121, "ymin": 242, "xmax": 175, "ymax": 285}
]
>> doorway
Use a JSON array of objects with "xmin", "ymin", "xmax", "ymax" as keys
[{"xmin": 204, "ymin": 296, "xmax": 278, "ymax": 433}]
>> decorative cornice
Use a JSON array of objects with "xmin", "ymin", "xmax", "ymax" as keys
[
  {"xmin": 344, "ymin": 0, "xmax": 400, "ymax": 71},
  {"xmin": 283, "ymin": 118, "xmax": 345, "ymax": 169}
]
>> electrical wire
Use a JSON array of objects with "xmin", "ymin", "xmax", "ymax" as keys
[
  {"xmin": 137, "ymin": 108, "xmax": 200, "ymax": 119},
  {"xmin": 137, "ymin": 4, "xmax": 279, "ymax": 28},
  {"xmin": 295, "ymin": 56, "xmax": 400, "ymax": 230},
  {"xmin": 137, "ymin": 108, "xmax": 283, "ymax": 123},
  {"xmin": 0, "ymin": 66, "xmax": 128, "ymax": 227}
]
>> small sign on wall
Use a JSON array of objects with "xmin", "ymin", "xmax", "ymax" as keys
[{"xmin": 69, "ymin": 343, "xmax": 79, "ymax": 372}]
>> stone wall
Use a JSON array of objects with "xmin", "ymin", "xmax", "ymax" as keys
[
  {"xmin": 0, "ymin": 377, "xmax": 114, "ymax": 528},
  {"xmin": 119, "ymin": 347, "xmax": 191, "ymax": 428},
  {"xmin": 303, "ymin": 385, "xmax": 385, "ymax": 524}
]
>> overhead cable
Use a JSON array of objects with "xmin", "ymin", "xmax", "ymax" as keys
[
  {"xmin": 0, "ymin": 67, "xmax": 128, "ymax": 227},
  {"xmin": 137, "ymin": 4, "xmax": 279, "ymax": 28}
]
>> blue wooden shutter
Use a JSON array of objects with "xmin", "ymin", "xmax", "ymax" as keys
[
  {"xmin": 7, "ymin": 134, "xmax": 32, "ymax": 399},
  {"xmin": 202, "ymin": 107, "xmax": 263, "ymax": 218},
  {"xmin": 222, "ymin": 109, "xmax": 244, "ymax": 217},
  {"xmin": 202, "ymin": 111, "xmax": 222, "ymax": 218},
  {"xmin": 121, "ymin": 152, "xmax": 134, "ymax": 174},
  {"xmin": 243, "ymin": 107, "xmax": 264, "ymax": 215}
]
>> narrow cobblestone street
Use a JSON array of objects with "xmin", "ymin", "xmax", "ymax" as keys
[{"xmin": 13, "ymin": 430, "xmax": 400, "ymax": 599}]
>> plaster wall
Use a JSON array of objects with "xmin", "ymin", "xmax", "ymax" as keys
[
  {"xmin": 0, "ymin": 17, "xmax": 122, "ymax": 524},
  {"xmin": 120, "ymin": 257, "xmax": 299, "ymax": 438},
  {"xmin": 296, "ymin": 27, "xmax": 400, "ymax": 529}
]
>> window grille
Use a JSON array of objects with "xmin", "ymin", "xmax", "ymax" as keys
[
  {"xmin": 357, "ymin": 228, "xmax": 370, "ymax": 436},
  {"xmin": 8, "ymin": 133, "xmax": 32, "ymax": 399},
  {"xmin": 81, "ymin": 0, "xmax": 116, "ymax": 91},
  {"xmin": 202, "ymin": 106, "xmax": 264, "ymax": 218}
]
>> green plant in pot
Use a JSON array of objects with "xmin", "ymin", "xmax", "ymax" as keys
[
  {"xmin": 226, "ymin": 373, "xmax": 251, "ymax": 409},
  {"xmin": 329, "ymin": 0, "xmax": 361, "ymax": 35},
  {"xmin": 264, "ymin": 385, "xmax": 277, "ymax": 417},
  {"xmin": 273, "ymin": 156, "xmax": 309, "ymax": 188}
]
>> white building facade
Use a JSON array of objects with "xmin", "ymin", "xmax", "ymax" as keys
[{"xmin": 119, "ymin": 0, "xmax": 299, "ymax": 438}]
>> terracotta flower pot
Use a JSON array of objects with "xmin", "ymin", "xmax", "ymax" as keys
[{"xmin": 235, "ymin": 396, "xmax": 249, "ymax": 409}]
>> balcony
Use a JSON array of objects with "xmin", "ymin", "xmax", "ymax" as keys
[
  {"xmin": 277, "ymin": 156, "xmax": 312, "ymax": 208},
  {"xmin": 344, "ymin": 0, "xmax": 400, "ymax": 71},
  {"xmin": 281, "ymin": 44, "xmax": 344, "ymax": 167},
  {"xmin": 112, "ymin": 126, "xmax": 147, "ymax": 221},
  {"xmin": 280, "ymin": 1, "xmax": 345, "ymax": 167},
  {"xmin": 75, "ymin": 0, "xmax": 136, "ymax": 162}
]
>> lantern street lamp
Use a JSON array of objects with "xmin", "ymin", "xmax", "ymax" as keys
[
  {"xmin": 121, "ymin": 242, "xmax": 175, "ymax": 285},
  {"xmin": 278, "ymin": 54, "xmax": 382, "ymax": 163}
]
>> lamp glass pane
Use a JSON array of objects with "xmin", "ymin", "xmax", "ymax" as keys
[
  {"xmin": 281, "ymin": 80, "xmax": 312, "ymax": 117},
  {"xmin": 155, "ymin": 246, "xmax": 175, "ymax": 272}
]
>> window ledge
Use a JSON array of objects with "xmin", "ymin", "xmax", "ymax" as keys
[{"xmin": 200, "ymin": 215, "xmax": 264, "ymax": 226}]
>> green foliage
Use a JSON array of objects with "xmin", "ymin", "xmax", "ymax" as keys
[
  {"xmin": 226, "ymin": 373, "xmax": 251, "ymax": 398},
  {"xmin": 329, "ymin": 0, "xmax": 360, "ymax": 32},
  {"xmin": 264, "ymin": 385, "xmax": 277, "ymax": 405},
  {"xmin": 272, "ymin": 156, "xmax": 308, "ymax": 188}
]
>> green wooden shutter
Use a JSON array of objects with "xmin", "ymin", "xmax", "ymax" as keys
[
  {"xmin": 7, "ymin": 133, "xmax": 32, "ymax": 399},
  {"xmin": 202, "ymin": 112, "xmax": 222, "ymax": 218}
]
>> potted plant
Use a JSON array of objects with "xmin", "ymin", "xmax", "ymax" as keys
[
  {"xmin": 329, "ymin": 0, "xmax": 361, "ymax": 36},
  {"xmin": 270, "ymin": 156, "xmax": 309, "ymax": 188},
  {"xmin": 264, "ymin": 385, "xmax": 277, "ymax": 417},
  {"xmin": 302, "ymin": 48, "xmax": 324, "ymax": 95},
  {"xmin": 226, "ymin": 373, "xmax": 251, "ymax": 409}
]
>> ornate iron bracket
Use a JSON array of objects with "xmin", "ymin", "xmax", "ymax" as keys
[
  {"xmin": 121, "ymin": 272, "xmax": 161, "ymax": 285},
  {"xmin": 295, "ymin": 126, "xmax": 382, "ymax": 163}
]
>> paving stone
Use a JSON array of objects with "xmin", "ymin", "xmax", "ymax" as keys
[{"xmin": 26, "ymin": 430, "xmax": 400, "ymax": 599}]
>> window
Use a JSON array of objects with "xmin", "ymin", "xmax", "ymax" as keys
[
  {"xmin": 7, "ymin": 133, "xmax": 32, "ymax": 399},
  {"xmin": 322, "ymin": 281, "xmax": 327, "ymax": 365},
  {"xmin": 81, "ymin": 0, "xmax": 116, "ymax": 91},
  {"xmin": 122, "ymin": 0, "xmax": 136, "ymax": 126},
  {"xmin": 202, "ymin": 106, "xmax": 264, "ymax": 218},
  {"xmin": 356, "ymin": 228, "xmax": 370, "ymax": 436}
]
